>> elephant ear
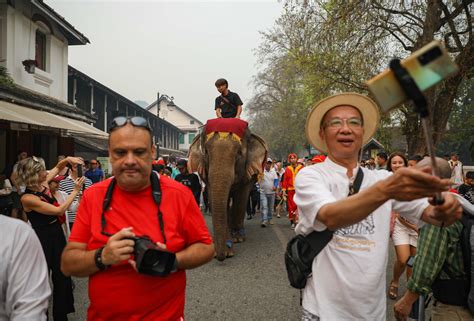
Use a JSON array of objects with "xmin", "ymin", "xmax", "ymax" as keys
[
  {"xmin": 188, "ymin": 133, "xmax": 206, "ymax": 179},
  {"xmin": 246, "ymin": 133, "xmax": 268, "ymax": 180}
]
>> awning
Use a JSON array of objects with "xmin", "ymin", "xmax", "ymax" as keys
[{"xmin": 0, "ymin": 100, "xmax": 108, "ymax": 138}]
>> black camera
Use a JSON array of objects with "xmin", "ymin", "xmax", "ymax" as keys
[{"xmin": 128, "ymin": 236, "xmax": 177, "ymax": 276}]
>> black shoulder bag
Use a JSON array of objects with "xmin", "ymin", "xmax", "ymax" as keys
[{"xmin": 284, "ymin": 167, "xmax": 364, "ymax": 289}]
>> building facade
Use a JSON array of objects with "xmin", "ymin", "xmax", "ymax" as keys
[
  {"xmin": 69, "ymin": 66, "xmax": 184, "ymax": 160},
  {"xmin": 0, "ymin": 0, "xmax": 105, "ymax": 171},
  {"xmin": 147, "ymin": 96, "xmax": 203, "ymax": 152}
]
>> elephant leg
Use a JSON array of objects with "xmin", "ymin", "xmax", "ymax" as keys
[{"xmin": 229, "ymin": 183, "xmax": 253, "ymax": 243}]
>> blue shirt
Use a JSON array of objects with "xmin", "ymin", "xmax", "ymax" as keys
[{"xmin": 84, "ymin": 168, "xmax": 104, "ymax": 184}]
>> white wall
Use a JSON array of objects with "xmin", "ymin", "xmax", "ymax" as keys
[
  {"xmin": 149, "ymin": 100, "xmax": 203, "ymax": 151},
  {"xmin": 0, "ymin": 4, "xmax": 69, "ymax": 101}
]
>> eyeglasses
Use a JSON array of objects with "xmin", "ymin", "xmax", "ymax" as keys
[
  {"xmin": 90, "ymin": 162, "xmax": 98, "ymax": 165},
  {"xmin": 109, "ymin": 116, "xmax": 152, "ymax": 133},
  {"xmin": 323, "ymin": 117, "xmax": 363, "ymax": 129}
]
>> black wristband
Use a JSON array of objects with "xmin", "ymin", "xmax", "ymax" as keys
[{"xmin": 95, "ymin": 246, "xmax": 109, "ymax": 271}]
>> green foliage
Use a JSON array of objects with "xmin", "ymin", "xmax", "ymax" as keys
[
  {"xmin": 0, "ymin": 66, "xmax": 14, "ymax": 87},
  {"xmin": 437, "ymin": 77, "xmax": 474, "ymax": 164},
  {"xmin": 249, "ymin": 0, "xmax": 473, "ymax": 156}
]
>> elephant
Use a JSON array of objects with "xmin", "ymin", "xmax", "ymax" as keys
[{"xmin": 188, "ymin": 119, "xmax": 267, "ymax": 261}]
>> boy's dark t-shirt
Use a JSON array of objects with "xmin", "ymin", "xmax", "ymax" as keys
[
  {"xmin": 214, "ymin": 90, "xmax": 243, "ymax": 118},
  {"xmin": 458, "ymin": 183, "xmax": 474, "ymax": 204},
  {"xmin": 175, "ymin": 173, "xmax": 201, "ymax": 206}
]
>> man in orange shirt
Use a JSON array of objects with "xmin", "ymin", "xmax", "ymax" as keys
[{"xmin": 282, "ymin": 153, "xmax": 303, "ymax": 229}]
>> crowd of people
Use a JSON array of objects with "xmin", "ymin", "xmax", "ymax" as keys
[{"xmin": 0, "ymin": 82, "xmax": 472, "ymax": 321}]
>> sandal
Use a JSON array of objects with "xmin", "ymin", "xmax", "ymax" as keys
[{"xmin": 388, "ymin": 281, "xmax": 398, "ymax": 300}]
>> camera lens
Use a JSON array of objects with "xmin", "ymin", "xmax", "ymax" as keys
[{"xmin": 142, "ymin": 250, "xmax": 161, "ymax": 267}]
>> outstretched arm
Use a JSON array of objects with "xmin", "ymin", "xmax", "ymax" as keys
[{"xmin": 308, "ymin": 167, "xmax": 452, "ymax": 231}]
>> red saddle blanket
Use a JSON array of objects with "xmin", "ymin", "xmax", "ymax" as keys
[{"xmin": 205, "ymin": 118, "xmax": 248, "ymax": 139}]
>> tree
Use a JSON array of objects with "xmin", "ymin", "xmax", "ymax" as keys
[{"xmin": 250, "ymin": 0, "xmax": 473, "ymax": 156}]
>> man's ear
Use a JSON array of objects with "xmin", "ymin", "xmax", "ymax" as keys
[
  {"xmin": 151, "ymin": 144, "xmax": 157, "ymax": 160},
  {"xmin": 319, "ymin": 128, "xmax": 325, "ymax": 141}
]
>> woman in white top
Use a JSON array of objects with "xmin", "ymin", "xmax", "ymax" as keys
[
  {"xmin": 388, "ymin": 152, "xmax": 419, "ymax": 300},
  {"xmin": 48, "ymin": 175, "xmax": 80, "ymax": 237}
]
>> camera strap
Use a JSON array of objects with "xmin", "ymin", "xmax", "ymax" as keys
[{"xmin": 101, "ymin": 171, "xmax": 167, "ymax": 243}]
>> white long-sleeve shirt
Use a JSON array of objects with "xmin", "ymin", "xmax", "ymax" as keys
[
  {"xmin": 294, "ymin": 158, "xmax": 429, "ymax": 320},
  {"xmin": 0, "ymin": 216, "xmax": 51, "ymax": 321}
]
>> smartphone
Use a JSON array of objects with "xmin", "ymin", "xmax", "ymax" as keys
[
  {"xmin": 406, "ymin": 255, "xmax": 415, "ymax": 268},
  {"xmin": 366, "ymin": 40, "xmax": 458, "ymax": 113},
  {"xmin": 77, "ymin": 165, "xmax": 83, "ymax": 177}
]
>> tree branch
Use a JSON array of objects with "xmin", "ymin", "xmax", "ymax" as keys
[
  {"xmin": 438, "ymin": 0, "xmax": 473, "ymax": 29},
  {"xmin": 371, "ymin": 1, "xmax": 424, "ymax": 27},
  {"xmin": 438, "ymin": 0, "xmax": 464, "ymax": 50}
]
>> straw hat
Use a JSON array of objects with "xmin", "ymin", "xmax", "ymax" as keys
[{"xmin": 305, "ymin": 93, "xmax": 380, "ymax": 153}]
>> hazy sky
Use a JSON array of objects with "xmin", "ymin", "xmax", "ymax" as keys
[{"xmin": 47, "ymin": 0, "xmax": 283, "ymax": 122}]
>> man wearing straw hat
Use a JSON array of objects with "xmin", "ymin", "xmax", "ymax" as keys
[{"xmin": 294, "ymin": 93, "xmax": 462, "ymax": 320}]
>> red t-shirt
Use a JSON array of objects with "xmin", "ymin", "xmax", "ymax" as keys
[{"xmin": 69, "ymin": 175, "xmax": 213, "ymax": 321}]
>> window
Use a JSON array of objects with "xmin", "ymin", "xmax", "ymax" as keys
[
  {"xmin": 190, "ymin": 120, "xmax": 195, "ymax": 125},
  {"xmin": 188, "ymin": 133, "xmax": 195, "ymax": 143},
  {"xmin": 35, "ymin": 30, "xmax": 46, "ymax": 70},
  {"xmin": 179, "ymin": 133, "xmax": 184, "ymax": 144}
]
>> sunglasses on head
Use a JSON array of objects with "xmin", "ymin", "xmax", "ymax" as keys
[{"xmin": 109, "ymin": 116, "xmax": 152, "ymax": 133}]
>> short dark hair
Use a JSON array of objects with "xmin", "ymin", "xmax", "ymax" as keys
[
  {"xmin": 215, "ymin": 78, "xmax": 228, "ymax": 88},
  {"xmin": 408, "ymin": 155, "xmax": 423, "ymax": 162},
  {"xmin": 177, "ymin": 159, "xmax": 187, "ymax": 167},
  {"xmin": 376, "ymin": 152, "xmax": 388, "ymax": 160},
  {"xmin": 466, "ymin": 171, "xmax": 474, "ymax": 179}
]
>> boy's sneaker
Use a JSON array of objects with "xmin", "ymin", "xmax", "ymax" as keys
[
  {"xmin": 261, "ymin": 222, "xmax": 267, "ymax": 228},
  {"xmin": 269, "ymin": 219, "xmax": 274, "ymax": 225}
]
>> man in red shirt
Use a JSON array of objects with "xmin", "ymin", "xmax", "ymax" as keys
[
  {"xmin": 61, "ymin": 116, "xmax": 214, "ymax": 321},
  {"xmin": 282, "ymin": 153, "xmax": 303, "ymax": 229}
]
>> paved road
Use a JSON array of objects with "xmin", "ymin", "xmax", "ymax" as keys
[{"xmin": 65, "ymin": 211, "xmax": 417, "ymax": 321}]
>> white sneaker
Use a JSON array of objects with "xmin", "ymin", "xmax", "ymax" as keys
[
  {"xmin": 269, "ymin": 219, "xmax": 274, "ymax": 225},
  {"xmin": 290, "ymin": 223, "xmax": 296, "ymax": 229}
]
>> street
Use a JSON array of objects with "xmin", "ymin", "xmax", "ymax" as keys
[{"xmin": 64, "ymin": 210, "xmax": 412, "ymax": 321}]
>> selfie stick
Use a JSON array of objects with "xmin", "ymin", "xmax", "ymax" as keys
[{"xmin": 389, "ymin": 59, "xmax": 444, "ymax": 205}]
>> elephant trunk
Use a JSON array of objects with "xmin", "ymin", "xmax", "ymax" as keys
[{"xmin": 208, "ymin": 171, "xmax": 234, "ymax": 261}]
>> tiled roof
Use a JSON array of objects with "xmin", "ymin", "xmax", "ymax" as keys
[{"xmin": 33, "ymin": 0, "xmax": 90, "ymax": 45}]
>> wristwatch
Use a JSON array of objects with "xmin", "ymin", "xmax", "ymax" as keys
[{"xmin": 94, "ymin": 246, "xmax": 109, "ymax": 271}]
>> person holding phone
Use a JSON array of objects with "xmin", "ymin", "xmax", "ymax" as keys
[
  {"xmin": 214, "ymin": 78, "xmax": 243, "ymax": 119},
  {"xmin": 59, "ymin": 163, "xmax": 92, "ymax": 232},
  {"xmin": 294, "ymin": 93, "xmax": 461, "ymax": 320},
  {"xmin": 15, "ymin": 156, "xmax": 85, "ymax": 321},
  {"xmin": 387, "ymin": 152, "xmax": 418, "ymax": 300}
]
